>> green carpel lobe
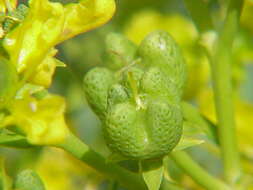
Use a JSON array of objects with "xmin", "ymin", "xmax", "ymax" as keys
[{"xmin": 83, "ymin": 31, "xmax": 186, "ymax": 160}]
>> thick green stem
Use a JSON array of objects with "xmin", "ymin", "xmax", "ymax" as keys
[
  {"xmin": 57, "ymin": 133, "xmax": 147, "ymax": 190},
  {"xmin": 170, "ymin": 151, "xmax": 230, "ymax": 190},
  {"xmin": 210, "ymin": 0, "xmax": 243, "ymax": 183}
]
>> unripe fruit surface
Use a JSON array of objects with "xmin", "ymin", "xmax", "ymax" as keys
[{"xmin": 83, "ymin": 31, "xmax": 186, "ymax": 160}]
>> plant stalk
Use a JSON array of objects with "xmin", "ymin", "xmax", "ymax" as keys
[
  {"xmin": 170, "ymin": 151, "xmax": 230, "ymax": 190},
  {"xmin": 57, "ymin": 133, "xmax": 147, "ymax": 190},
  {"xmin": 209, "ymin": 0, "xmax": 243, "ymax": 183}
]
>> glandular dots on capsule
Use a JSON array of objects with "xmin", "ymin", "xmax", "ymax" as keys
[{"xmin": 83, "ymin": 31, "xmax": 186, "ymax": 160}]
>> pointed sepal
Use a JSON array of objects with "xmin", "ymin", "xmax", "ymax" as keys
[{"xmin": 140, "ymin": 159, "xmax": 164, "ymax": 190}]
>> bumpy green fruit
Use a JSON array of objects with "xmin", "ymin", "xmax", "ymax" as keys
[
  {"xmin": 83, "ymin": 67, "xmax": 115, "ymax": 120},
  {"xmin": 105, "ymin": 99, "xmax": 182, "ymax": 159},
  {"xmin": 83, "ymin": 31, "xmax": 186, "ymax": 160},
  {"xmin": 13, "ymin": 169, "xmax": 45, "ymax": 190},
  {"xmin": 104, "ymin": 33, "xmax": 137, "ymax": 70},
  {"xmin": 138, "ymin": 31, "xmax": 186, "ymax": 98}
]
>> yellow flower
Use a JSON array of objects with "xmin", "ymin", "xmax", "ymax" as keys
[
  {"xmin": 0, "ymin": 0, "xmax": 17, "ymax": 12},
  {"xmin": 3, "ymin": 0, "xmax": 115, "ymax": 83},
  {"xmin": 0, "ymin": 0, "xmax": 116, "ymax": 145},
  {"xmin": 59, "ymin": 0, "xmax": 116, "ymax": 42},
  {"xmin": 3, "ymin": 94, "xmax": 69, "ymax": 145},
  {"xmin": 35, "ymin": 148, "xmax": 103, "ymax": 190},
  {"xmin": 124, "ymin": 10, "xmax": 198, "ymax": 46},
  {"xmin": 28, "ymin": 48, "xmax": 64, "ymax": 88},
  {"xmin": 4, "ymin": 0, "xmax": 65, "ymax": 73}
]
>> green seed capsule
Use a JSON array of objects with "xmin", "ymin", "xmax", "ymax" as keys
[
  {"xmin": 120, "ymin": 65, "xmax": 145, "ymax": 93},
  {"xmin": 107, "ymin": 84, "xmax": 129, "ymax": 108},
  {"xmin": 105, "ymin": 98, "xmax": 182, "ymax": 160},
  {"xmin": 83, "ymin": 31, "xmax": 186, "ymax": 160},
  {"xmin": 83, "ymin": 67, "xmax": 115, "ymax": 120},
  {"xmin": 146, "ymin": 98, "xmax": 183, "ymax": 156},
  {"xmin": 138, "ymin": 30, "xmax": 186, "ymax": 97},
  {"xmin": 104, "ymin": 33, "xmax": 137, "ymax": 70},
  {"xmin": 13, "ymin": 169, "xmax": 45, "ymax": 190},
  {"xmin": 140, "ymin": 66, "xmax": 178, "ymax": 102},
  {"xmin": 105, "ymin": 103, "xmax": 144, "ymax": 157}
]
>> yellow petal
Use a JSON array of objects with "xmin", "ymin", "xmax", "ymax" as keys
[
  {"xmin": 0, "ymin": 0, "xmax": 17, "ymax": 12},
  {"xmin": 28, "ymin": 48, "xmax": 59, "ymax": 88},
  {"xmin": 59, "ymin": 0, "xmax": 116, "ymax": 42},
  {"xmin": 124, "ymin": 10, "xmax": 198, "ymax": 46},
  {"xmin": 35, "ymin": 148, "xmax": 103, "ymax": 190},
  {"xmin": 6, "ymin": 94, "xmax": 69, "ymax": 145},
  {"xmin": 3, "ymin": 0, "xmax": 65, "ymax": 73},
  {"xmin": 3, "ymin": 0, "xmax": 115, "ymax": 85}
]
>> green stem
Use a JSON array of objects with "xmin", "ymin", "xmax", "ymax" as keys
[
  {"xmin": 0, "ymin": 157, "xmax": 12, "ymax": 190},
  {"xmin": 183, "ymin": 0, "xmax": 213, "ymax": 32},
  {"xmin": 209, "ymin": 0, "xmax": 243, "ymax": 183},
  {"xmin": 57, "ymin": 133, "xmax": 147, "ymax": 190},
  {"xmin": 170, "ymin": 151, "xmax": 230, "ymax": 190}
]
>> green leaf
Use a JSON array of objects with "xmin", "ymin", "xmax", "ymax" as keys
[
  {"xmin": 174, "ymin": 136, "xmax": 204, "ymax": 152},
  {"xmin": 181, "ymin": 101, "xmax": 218, "ymax": 144},
  {"xmin": 0, "ymin": 128, "xmax": 31, "ymax": 148},
  {"xmin": 173, "ymin": 121, "xmax": 205, "ymax": 151},
  {"xmin": 174, "ymin": 102, "xmax": 221, "ymax": 152},
  {"xmin": 0, "ymin": 157, "xmax": 12, "ymax": 190},
  {"xmin": 140, "ymin": 159, "xmax": 164, "ymax": 190},
  {"xmin": 173, "ymin": 102, "xmax": 222, "ymax": 151}
]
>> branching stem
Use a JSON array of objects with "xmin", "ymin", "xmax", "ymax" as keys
[
  {"xmin": 57, "ymin": 133, "xmax": 147, "ymax": 190},
  {"xmin": 170, "ymin": 151, "xmax": 230, "ymax": 190}
]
